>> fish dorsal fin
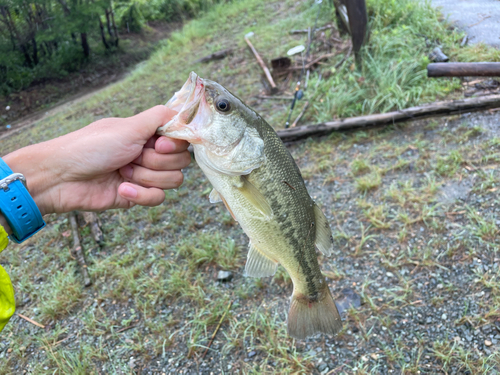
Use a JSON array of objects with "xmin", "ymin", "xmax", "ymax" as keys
[
  {"xmin": 234, "ymin": 175, "xmax": 273, "ymax": 218},
  {"xmin": 244, "ymin": 242, "xmax": 278, "ymax": 278},
  {"xmin": 209, "ymin": 188, "xmax": 222, "ymax": 203},
  {"xmin": 313, "ymin": 203, "xmax": 333, "ymax": 256}
]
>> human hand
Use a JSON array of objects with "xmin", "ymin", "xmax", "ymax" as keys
[{"xmin": 2, "ymin": 106, "xmax": 190, "ymax": 216}]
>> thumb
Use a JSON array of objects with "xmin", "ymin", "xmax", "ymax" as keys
[{"xmin": 125, "ymin": 105, "xmax": 177, "ymax": 140}]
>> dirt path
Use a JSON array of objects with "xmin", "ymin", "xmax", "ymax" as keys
[
  {"xmin": 427, "ymin": 0, "xmax": 500, "ymax": 48},
  {"xmin": 0, "ymin": 75, "xmax": 125, "ymax": 142}
]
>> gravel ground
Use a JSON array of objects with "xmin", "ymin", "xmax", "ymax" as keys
[{"xmin": 1, "ymin": 107, "xmax": 499, "ymax": 374}]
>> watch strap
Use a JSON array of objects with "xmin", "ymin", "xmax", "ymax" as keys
[{"xmin": 0, "ymin": 158, "xmax": 45, "ymax": 244}]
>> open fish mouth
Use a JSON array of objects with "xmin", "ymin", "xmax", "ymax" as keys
[
  {"xmin": 157, "ymin": 71, "xmax": 211, "ymax": 142},
  {"xmin": 166, "ymin": 71, "xmax": 205, "ymax": 114}
]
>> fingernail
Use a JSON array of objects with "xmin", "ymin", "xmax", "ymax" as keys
[
  {"xmin": 156, "ymin": 137, "xmax": 175, "ymax": 153},
  {"xmin": 121, "ymin": 185, "xmax": 138, "ymax": 198},
  {"xmin": 122, "ymin": 165, "xmax": 133, "ymax": 179}
]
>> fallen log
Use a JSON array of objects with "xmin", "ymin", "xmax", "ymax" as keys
[
  {"xmin": 194, "ymin": 48, "xmax": 233, "ymax": 63},
  {"xmin": 428, "ymin": 63, "xmax": 500, "ymax": 77},
  {"xmin": 276, "ymin": 94, "xmax": 500, "ymax": 142},
  {"xmin": 244, "ymin": 36, "xmax": 278, "ymax": 94}
]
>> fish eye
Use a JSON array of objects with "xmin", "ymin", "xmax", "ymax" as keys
[{"xmin": 216, "ymin": 98, "xmax": 231, "ymax": 112}]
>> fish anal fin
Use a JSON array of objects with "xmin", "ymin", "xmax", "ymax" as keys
[
  {"xmin": 287, "ymin": 286, "xmax": 342, "ymax": 339},
  {"xmin": 313, "ymin": 204, "xmax": 333, "ymax": 256},
  {"xmin": 236, "ymin": 176, "xmax": 273, "ymax": 218},
  {"xmin": 244, "ymin": 242, "xmax": 278, "ymax": 278},
  {"xmin": 209, "ymin": 188, "xmax": 222, "ymax": 203}
]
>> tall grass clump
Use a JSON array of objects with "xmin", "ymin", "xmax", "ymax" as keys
[{"xmin": 311, "ymin": 0, "xmax": 499, "ymax": 121}]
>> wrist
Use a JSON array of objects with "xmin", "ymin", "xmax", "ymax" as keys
[{"xmin": 2, "ymin": 144, "xmax": 54, "ymax": 216}]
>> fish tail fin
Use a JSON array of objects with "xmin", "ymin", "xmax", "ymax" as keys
[{"xmin": 287, "ymin": 286, "xmax": 342, "ymax": 339}]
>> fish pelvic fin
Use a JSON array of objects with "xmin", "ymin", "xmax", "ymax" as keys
[
  {"xmin": 313, "ymin": 203, "xmax": 333, "ymax": 256},
  {"xmin": 287, "ymin": 286, "xmax": 342, "ymax": 339},
  {"xmin": 244, "ymin": 242, "xmax": 278, "ymax": 278},
  {"xmin": 209, "ymin": 188, "xmax": 222, "ymax": 203}
]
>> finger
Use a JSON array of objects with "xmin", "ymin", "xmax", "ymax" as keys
[
  {"xmin": 133, "ymin": 148, "xmax": 191, "ymax": 170},
  {"xmin": 144, "ymin": 135, "xmax": 159, "ymax": 149},
  {"xmin": 155, "ymin": 136, "xmax": 190, "ymax": 154},
  {"xmin": 119, "ymin": 164, "xmax": 184, "ymax": 189},
  {"xmin": 118, "ymin": 182, "xmax": 166, "ymax": 207},
  {"xmin": 125, "ymin": 105, "xmax": 178, "ymax": 140}
]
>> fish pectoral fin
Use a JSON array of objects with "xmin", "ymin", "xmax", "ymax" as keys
[
  {"xmin": 235, "ymin": 176, "xmax": 273, "ymax": 218},
  {"xmin": 314, "ymin": 203, "xmax": 334, "ymax": 256},
  {"xmin": 244, "ymin": 242, "xmax": 278, "ymax": 278},
  {"xmin": 209, "ymin": 188, "xmax": 222, "ymax": 203}
]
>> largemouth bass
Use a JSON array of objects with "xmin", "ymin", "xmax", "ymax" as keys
[{"xmin": 157, "ymin": 72, "xmax": 342, "ymax": 339}]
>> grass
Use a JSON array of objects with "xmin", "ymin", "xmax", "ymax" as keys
[{"xmin": 1, "ymin": 0, "xmax": 500, "ymax": 373}]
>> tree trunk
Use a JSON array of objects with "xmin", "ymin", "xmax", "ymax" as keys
[
  {"xmin": 98, "ymin": 16, "xmax": 110, "ymax": 49},
  {"xmin": 31, "ymin": 36, "xmax": 38, "ymax": 65},
  {"xmin": 81, "ymin": 32, "xmax": 90, "ymax": 57},
  {"xmin": 110, "ymin": 7, "xmax": 119, "ymax": 47},
  {"xmin": 105, "ymin": 9, "xmax": 113, "ymax": 38}
]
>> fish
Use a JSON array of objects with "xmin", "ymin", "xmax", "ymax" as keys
[{"xmin": 157, "ymin": 72, "xmax": 342, "ymax": 339}]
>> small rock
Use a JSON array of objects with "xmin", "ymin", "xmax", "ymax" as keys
[
  {"xmin": 248, "ymin": 350, "xmax": 256, "ymax": 358},
  {"xmin": 370, "ymin": 353, "xmax": 379, "ymax": 360},
  {"xmin": 5, "ymin": 106, "xmax": 10, "ymax": 111},
  {"xmin": 441, "ymin": 313, "xmax": 447, "ymax": 320},
  {"xmin": 317, "ymin": 363, "xmax": 328, "ymax": 372},
  {"xmin": 217, "ymin": 270, "xmax": 233, "ymax": 282},
  {"xmin": 429, "ymin": 47, "xmax": 449, "ymax": 62},
  {"xmin": 361, "ymin": 355, "xmax": 369, "ymax": 362},
  {"xmin": 335, "ymin": 288, "xmax": 361, "ymax": 315},
  {"xmin": 485, "ymin": 340, "xmax": 492, "ymax": 347}
]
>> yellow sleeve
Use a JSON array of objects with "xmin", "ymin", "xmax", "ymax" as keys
[{"xmin": 0, "ymin": 225, "xmax": 15, "ymax": 333}]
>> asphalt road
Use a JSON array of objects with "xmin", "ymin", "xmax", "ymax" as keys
[{"xmin": 427, "ymin": 0, "xmax": 500, "ymax": 48}]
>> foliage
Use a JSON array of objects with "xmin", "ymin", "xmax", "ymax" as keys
[{"xmin": 0, "ymin": 0, "xmax": 221, "ymax": 95}]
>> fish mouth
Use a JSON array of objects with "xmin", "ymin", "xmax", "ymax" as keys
[{"xmin": 157, "ymin": 71, "xmax": 211, "ymax": 142}]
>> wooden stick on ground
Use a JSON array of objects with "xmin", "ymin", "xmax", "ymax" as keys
[
  {"xmin": 288, "ymin": 53, "xmax": 337, "ymax": 71},
  {"xmin": 194, "ymin": 48, "xmax": 233, "ymax": 63},
  {"xmin": 17, "ymin": 313, "xmax": 45, "ymax": 328},
  {"xmin": 244, "ymin": 37, "xmax": 278, "ymax": 94},
  {"xmin": 276, "ymin": 94, "xmax": 500, "ymax": 142},
  {"xmin": 202, "ymin": 301, "xmax": 232, "ymax": 359},
  {"xmin": 82, "ymin": 212, "xmax": 104, "ymax": 245},
  {"xmin": 290, "ymin": 24, "xmax": 334, "ymax": 34},
  {"xmin": 69, "ymin": 211, "xmax": 92, "ymax": 287},
  {"xmin": 291, "ymin": 101, "xmax": 310, "ymax": 128},
  {"xmin": 257, "ymin": 95, "xmax": 294, "ymax": 100}
]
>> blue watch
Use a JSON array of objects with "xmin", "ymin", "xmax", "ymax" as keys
[{"xmin": 0, "ymin": 158, "xmax": 45, "ymax": 243}]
